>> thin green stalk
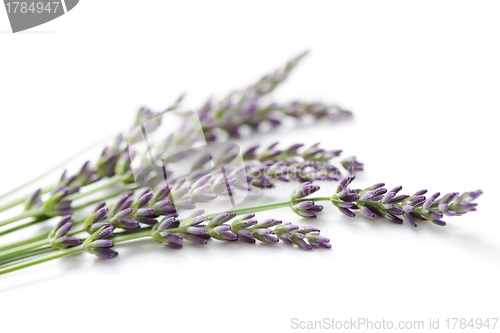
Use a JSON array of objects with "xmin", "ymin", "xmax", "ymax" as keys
[
  {"xmin": 0, "ymin": 232, "xmax": 50, "ymax": 253},
  {"xmin": 0, "ymin": 245, "xmax": 85, "ymax": 276},
  {"xmin": 67, "ymin": 174, "xmax": 124, "ymax": 201},
  {"xmin": 0, "ymin": 186, "xmax": 139, "ymax": 247},
  {"xmin": 0, "ymin": 246, "xmax": 56, "ymax": 267},
  {"xmin": 0, "ymin": 175, "xmax": 128, "ymax": 229},
  {"xmin": 0, "ymin": 197, "xmax": 333, "ymax": 263},
  {"xmin": 0, "ymin": 240, "xmax": 51, "ymax": 262},
  {"xmin": 0, "ymin": 207, "xmax": 45, "ymax": 227},
  {"xmin": 0, "ymin": 216, "xmax": 51, "ymax": 237},
  {"xmin": 0, "ymin": 187, "xmax": 53, "ymax": 214},
  {"xmin": 0, "ymin": 225, "xmax": 85, "ymax": 258},
  {"xmin": 0, "ymin": 132, "xmax": 117, "ymax": 207},
  {"xmin": 72, "ymin": 186, "xmax": 140, "ymax": 210},
  {"xmin": 0, "ymin": 230, "xmax": 153, "ymax": 276}
]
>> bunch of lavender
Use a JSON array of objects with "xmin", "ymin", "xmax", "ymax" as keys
[
  {"xmin": 0, "ymin": 52, "xmax": 354, "ymax": 237},
  {"xmin": 0, "ymin": 204, "xmax": 332, "ymax": 275},
  {"xmin": 0, "ymin": 172, "xmax": 481, "ymax": 276}
]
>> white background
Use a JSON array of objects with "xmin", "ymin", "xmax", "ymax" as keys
[{"xmin": 0, "ymin": 1, "xmax": 499, "ymax": 332}]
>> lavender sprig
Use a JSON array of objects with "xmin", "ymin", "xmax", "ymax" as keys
[
  {"xmin": 329, "ymin": 177, "xmax": 482, "ymax": 227},
  {"xmin": 151, "ymin": 211, "xmax": 331, "ymax": 250},
  {"xmin": 83, "ymin": 226, "xmax": 118, "ymax": 259},
  {"xmin": 48, "ymin": 215, "xmax": 82, "ymax": 249},
  {"xmin": 198, "ymin": 52, "xmax": 352, "ymax": 140}
]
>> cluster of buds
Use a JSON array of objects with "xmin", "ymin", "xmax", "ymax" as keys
[
  {"xmin": 42, "ymin": 186, "xmax": 74, "ymax": 217},
  {"xmin": 197, "ymin": 52, "xmax": 352, "ymax": 141},
  {"xmin": 290, "ymin": 182, "xmax": 324, "ymax": 218},
  {"xmin": 151, "ymin": 211, "xmax": 331, "ymax": 250},
  {"xmin": 48, "ymin": 215, "xmax": 82, "ymax": 249},
  {"xmin": 241, "ymin": 142, "xmax": 362, "ymax": 188},
  {"xmin": 84, "ymin": 225, "xmax": 118, "ymax": 259},
  {"xmin": 329, "ymin": 176, "xmax": 482, "ymax": 227}
]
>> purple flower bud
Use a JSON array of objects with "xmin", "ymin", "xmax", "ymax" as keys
[
  {"xmin": 153, "ymin": 186, "xmax": 171, "ymax": 202},
  {"xmin": 136, "ymin": 217, "xmax": 158, "ymax": 225},
  {"xmin": 388, "ymin": 207, "xmax": 404, "ymax": 216},
  {"xmin": 173, "ymin": 199, "xmax": 196, "ymax": 210},
  {"xmin": 291, "ymin": 233, "xmax": 313, "ymax": 250},
  {"xmin": 403, "ymin": 205, "xmax": 415, "ymax": 213},
  {"xmin": 297, "ymin": 226, "xmax": 320, "ymax": 233},
  {"xmin": 54, "ymin": 222, "xmax": 72, "ymax": 238},
  {"xmin": 88, "ymin": 239, "xmax": 114, "ymax": 248},
  {"xmin": 390, "ymin": 195, "xmax": 410, "ymax": 203},
  {"xmin": 158, "ymin": 217, "xmax": 177, "ymax": 231},
  {"xmin": 338, "ymin": 207, "xmax": 355, "ymax": 217},
  {"xmin": 382, "ymin": 192, "xmax": 396, "ymax": 204},
  {"xmin": 413, "ymin": 189, "xmax": 428, "ymax": 196},
  {"xmin": 136, "ymin": 208, "xmax": 155, "ymax": 217},
  {"xmin": 389, "ymin": 186, "xmax": 403, "ymax": 194},
  {"xmin": 337, "ymin": 176, "xmax": 355, "ymax": 193},
  {"xmin": 275, "ymin": 223, "xmax": 300, "ymax": 233},
  {"xmin": 423, "ymin": 192, "xmax": 440, "ymax": 210},
  {"xmin": 114, "ymin": 208, "xmax": 133, "ymax": 220},
  {"xmin": 53, "ymin": 236, "xmax": 82, "ymax": 248},
  {"xmin": 136, "ymin": 193, "xmax": 153, "ymax": 208},
  {"xmin": 360, "ymin": 191, "xmax": 375, "ymax": 202},
  {"xmin": 183, "ymin": 234, "xmax": 208, "ymax": 245},
  {"xmin": 404, "ymin": 213, "xmax": 417, "ymax": 227},
  {"xmin": 90, "ymin": 222, "xmax": 112, "ymax": 233},
  {"xmin": 428, "ymin": 210, "xmax": 444, "ymax": 220},
  {"xmin": 293, "ymin": 182, "xmax": 321, "ymax": 199},
  {"xmin": 186, "ymin": 227, "xmax": 206, "ymax": 235},
  {"xmin": 410, "ymin": 195, "xmax": 426, "ymax": 206},
  {"xmin": 96, "ymin": 226, "xmax": 114, "ymax": 239},
  {"xmin": 431, "ymin": 220, "xmax": 446, "ymax": 226},
  {"xmin": 91, "ymin": 248, "xmax": 119, "ymax": 259},
  {"xmin": 93, "ymin": 207, "xmax": 108, "ymax": 223},
  {"xmin": 254, "ymin": 229, "xmax": 279, "ymax": 243},
  {"xmin": 367, "ymin": 183, "xmax": 385, "ymax": 190},
  {"xmin": 360, "ymin": 206, "xmax": 376, "ymax": 219},
  {"xmin": 152, "ymin": 200, "xmax": 176, "ymax": 215}
]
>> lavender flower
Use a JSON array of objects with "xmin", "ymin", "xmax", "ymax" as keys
[
  {"xmin": 24, "ymin": 189, "xmax": 42, "ymax": 211},
  {"xmin": 290, "ymin": 182, "xmax": 323, "ymax": 218},
  {"xmin": 198, "ymin": 52, "xmax": 352, "ymax": 141},
  {"xmin": 84, "ymin": 226, "xmax": 118, "ymax": 259},
  {"xmin": 151, "ymin": 211, "xmax": 331, "ymax": 250},
  {"xmin": 240, "ymin": 142, "xmax": 361, "ymax": 188},
  {"xmin": 49, "ymin": 215, "xmax": 82, "ymax": 249},
  {"xmin": 42, "ymin": 186, "xmax": 73, "ymax": 217},
  {"xmin": 330, "ymin": 176, "xmax": 482, "ymax": 227}
]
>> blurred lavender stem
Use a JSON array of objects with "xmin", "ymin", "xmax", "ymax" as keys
[{"xmin": 0, "ymin": 133, "xmax": 117, "ymax": 204}]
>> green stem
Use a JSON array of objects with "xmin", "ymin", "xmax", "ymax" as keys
[
  {"xmin": 0, "ymin": 197, "xmax": 334, "ymax": 269},
  {"xmin": 0, "ymin": 245, "xmax": 85, "ymax": 276},
  {"xmin": 0, "ymin": 187, "xmax": 53, "ymax": 214},
  {"xmin": 0, "ymin": 232, "xmax": 49, "ymax": 253},
  {"xmin": 0, "ymin": 246, "xmax": 56, "ymax": 267},
  {"xmin": 66, "ymin": 175, "xmax": 124, "ymax": 201},
  {"xmin": 0, "ymin": 240, "xmax": 50, "ymax": 262},
  {"xmin": 0, "ymin": 186, "xmax": 139, "ymax": 248},
  {"xmin": 0, "ymin": 207, "xmax": 45, "ymax": 227},
  {"xmin": 72, "ymin": 186, "xmax": 140, "ymax": 210},
  {"xmin": 0, "ymin": 224, "xmax": 85, "ymax": 258},
  {"xmin": 0, "ymin": 133, "xmax": 117, "ymax": 207},
  {"xmin": 0, "ymin": 230, "xmax": 153, "ymax": 276},
  {"xmin": 0, "ymin": 216, "xmax": 51, "ymax": 237},
  {"xmin": 0, "ymin": 197, "xmax": 330, "ymax": 260}
]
